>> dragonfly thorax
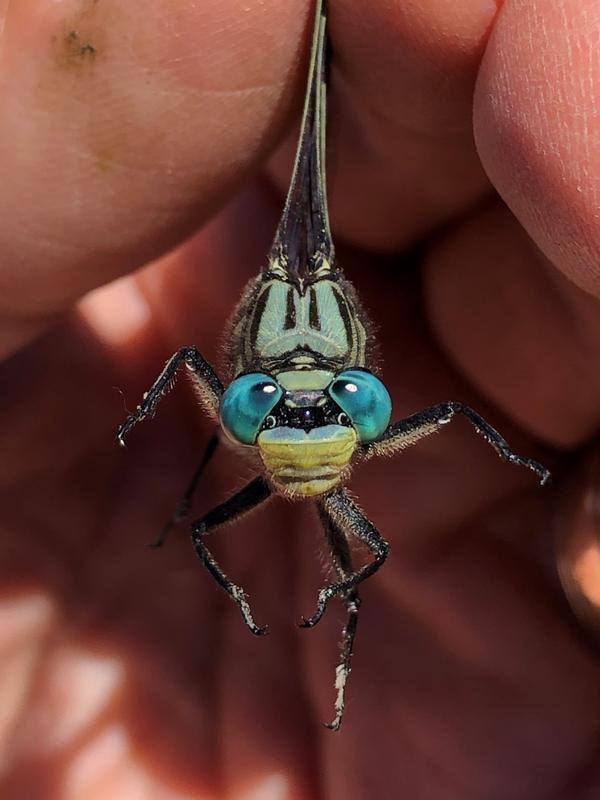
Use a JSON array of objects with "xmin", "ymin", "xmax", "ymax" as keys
[{"xmin": 229, "ymin": 274, "xmax": 370, "ymax": 378}]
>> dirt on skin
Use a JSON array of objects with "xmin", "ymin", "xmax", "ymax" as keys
[{"xmin": 53, "ymin": 0, "xmax": 105, "ymax": 72}]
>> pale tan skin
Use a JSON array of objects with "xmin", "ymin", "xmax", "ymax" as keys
[{"xmin": 1, "ymin": 0, "xmax": 600, "ymax": 797}]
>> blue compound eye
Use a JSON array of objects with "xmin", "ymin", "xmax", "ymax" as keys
[
  {"xmin": 329, "ymin": 370, "xmax": 392, "ymax": 442},
  {"xmin": 220, "ymin": 373, "xmax": 282, "ymax": 445}
]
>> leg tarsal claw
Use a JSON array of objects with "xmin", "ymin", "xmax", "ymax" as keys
[
  {"xmin": 231, "ymin": 585, "xmax": 269, "ymax": 636},
  {"xmin": 298, "ymin": 590, "xmax": 330, "ymax": 629},
  {"xmin": 116, "ymin": 416, "xmax": 136, "ymax": 446}
]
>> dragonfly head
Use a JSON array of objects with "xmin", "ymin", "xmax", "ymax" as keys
[{"xmin": 219, "ymin": 369, "xmax": 392, "ymax": 496}]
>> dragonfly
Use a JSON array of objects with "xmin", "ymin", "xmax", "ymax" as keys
[{"xmin": 117, "ymin": 0, "xmax": 550, "ymax": 730}]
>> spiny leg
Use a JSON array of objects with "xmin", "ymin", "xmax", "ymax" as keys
[
  {"xmin": 151, "ymin": 430, "xmax": 221, "ymax": 548},
  {"xmin": 117, "ymin": 346, "xmax": 223, "ymax": 446},
  {"xmin": 367, "ymin": 402, "xmax": 551, "ymax": 485},
  {"xmin": 300, "ymin": 488, "xmax": 389, "ymax": 629},
  {"xmin": 191, "ymin": 477, "xmax": 272, "ymax": 636},
  {"xmin": 317, "ymin": 501, "xmax": 361, "ymax": 731}
]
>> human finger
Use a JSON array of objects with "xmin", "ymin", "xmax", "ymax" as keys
[
  {"xmin": 474, "ymin": 0, "xmax": 600, "ymax": 298},
  {"xmin": 0, "ymin": 0, "xmax": 310, "ymax": 355},
  {"xmin": 427, "ymin": 0, "xmax": 600, "ymax": 447}
]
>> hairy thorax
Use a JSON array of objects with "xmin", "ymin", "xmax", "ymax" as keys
[{"xmin": 227, "ymin": 274, "xmax": 371, "ymax": 377}]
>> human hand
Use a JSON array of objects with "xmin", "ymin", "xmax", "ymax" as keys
[{"xmin": 1, "ymin": 1, "xmax": 599, "ymax": 797}]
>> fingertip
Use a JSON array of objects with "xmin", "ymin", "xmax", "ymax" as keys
[
  {"xmin": 0, "ymin": 0, "xmax": 310, "ymax": 329},
  {"xmin": 474, "ymin": 0, "xmax": 600, "ymax": 297}
]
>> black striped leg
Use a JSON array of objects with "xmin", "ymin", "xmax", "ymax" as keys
[
  {"xmin": 116, "ymin": 346, "xmax": 224, "ymax": 446},
  {"xmin": 191, "ymin": 477, "xmax": 272, "ymax": 636},
  {"xmin": 300, "ymin": 489, "xmax": 389, "ymax": 630},
  {"xmin": 151, "ymin": 431, "xmax": 221, "ymax": 548},
  {"xmin": 316, "ymin": 502, "xmax": 361, "ymax": 732},
  {"xmin": 367, "ymin": 402, "xmax": 551, "ymax": 486}
]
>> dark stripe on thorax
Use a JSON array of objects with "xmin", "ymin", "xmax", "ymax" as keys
[
  {"xmin": 309, "ymin": 287, "xmax": 321, "ymax": 330},
  {"xmin": 248, "ymin": 284, "xmax": 270, "ymax": 359},
  {"xmin": 284, "ymin": 286, "xmax": 297, "ymax": 330},
  {"xmin": 331, "ymin": 284, "xmax": 354, "ymax": 351}
]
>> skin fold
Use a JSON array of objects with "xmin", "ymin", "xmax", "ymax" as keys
[{"xmin": 0, "ymin": 0, "xmax": 599, "ymax": 797}]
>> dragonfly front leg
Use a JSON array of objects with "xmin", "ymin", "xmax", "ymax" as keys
[
  {"xmin": 117, "ymin": 346, "xmax": 223, "ymax": 446},
  {"xmin": 367, "ymin": 402, "xmax": 551, "ymax": 486},
  {"xmin": 191, "ymin": 477, "xmax": 272, "ymax": 636},
  {"xmin": 300, "ymin": 489, "xmax": 389, "ymax": 630}
]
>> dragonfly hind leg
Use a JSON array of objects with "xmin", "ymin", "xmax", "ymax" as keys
[
  {"xmin": 191, "ymin": 476, "xmax": 272, "ymax": 636},
  {"xmin": 316, "ymin": 501, "xmax": 362, "ymax": 731},
  {"xmin": 151, "ymin": 431, "xmax": 220, "ymax": 548},
  {"xmin": 300, "ymin": 489, "xmax": 389, "ymax": 629}
]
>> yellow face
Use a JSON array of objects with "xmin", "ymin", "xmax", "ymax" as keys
[{"xmin": 257, "ymin": 424, "xmax": 357, "ymax": 497}]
